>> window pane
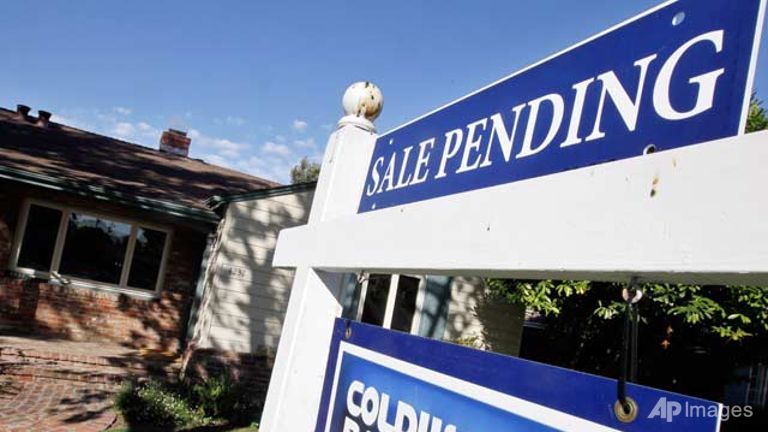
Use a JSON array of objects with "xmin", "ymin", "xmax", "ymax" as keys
[
  {"xmin": 17, "ymin": 205, "xmax": 62, "ymax": 271},
  {"xmin": 59, "ymin": 213, "xmax": 131, "ymax": 284},
  {"xmin": 361, "ymin": 274, "xmax": 391, "ymax": 326},
  {"xmin": 340, "ymin": 274, "xmax": 362, "ymax": 320},
  {"xmin": 391, "ymin": 275, "xmax": 420, "ymax": 332},
  {"xmin": 127, "ymin": 228, "xmax": 167, "ymax": 290}
]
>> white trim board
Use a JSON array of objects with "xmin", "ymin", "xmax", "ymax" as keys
[{"xmin": 274, "ymin": 132, "xmax": 768, "ymax": 285}]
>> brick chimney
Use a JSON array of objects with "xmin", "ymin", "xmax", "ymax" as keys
[{"xmin": 159, "ymin": 129, "xmax": 191, "ymax": 157}]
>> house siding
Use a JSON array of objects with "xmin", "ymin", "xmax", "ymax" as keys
[
  {"xmin": 443, "ymin": 276, "xmax": 525, "ymax": 356},
  {"xmin": 183, "ymin": 190, "xmax": 313, "ymax": 396},
  {"xmin": 192, "ymin": 190, "xmax": 314, "ymax": 354},
  {"xmin": 189, "ymin": 188, "xmax": 525, "ymax": 357}
]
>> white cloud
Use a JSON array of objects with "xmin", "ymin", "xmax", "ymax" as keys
[
  {"xmin": 235, "ymin": 155, "xmax": 296, "ymax": 184},
  {"xmin": 112, "ymin": 122, "xmax": 135, "ymax": 138},
  {"xmin": 113, "ymin": 106, "xmax": 132, "ymax": 115},
  {"xmin": 294, "ymin": 138, "xmax": 316, "ymax": 149},
  {"xmin": 292, "ymin": 119, "xmax": 308, "ymax": 131},
  {"xmin": 103, "ymin": 119, "xmax": 160, "ymax": 144},
  {"xmin": 200, "ymin": 153, "xmax": 234, "ymax": 169},
  {"xmin": 50, "ymin": 114, "xmax": 91, "ymax": 130},
  {"xmin": 137, "ymin": 122, "xmax": 153, "ymax": 131},
  {"xmin": 189, "ymin": 129, "xmax": 246, "ymax": 158},
  {"xmin": 321, "ymin": 123, "xmax": 333, "ymax": 131},
  {"xmin": 211, "ymin": 139, "xmax": 242, "ymax": 157},
  {"xmin": 262, "ymin": 141, "xmax": 292, "ymax": 156},
  {"xmin": 43, "ymin": 107, "xmax": 297, "ymax": 183}
]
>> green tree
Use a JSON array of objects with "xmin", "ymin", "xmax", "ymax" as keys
[
  {"xmin": 290, "ymin": 157, "xmax": 321, "ymax": 184},
  {"xmin": 487, "ymin": 280, "xmax": 768, "ymax": 343},
  {"xmin": 487, "ymin": 279, "xmax": 768, "ymax": 402},
  {"xmin": 747, "ymin": 94, "xmax": 768, "ymax": 133}
]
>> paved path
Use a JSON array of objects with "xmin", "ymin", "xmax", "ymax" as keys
[
  {"xmin": 0, "ymin": 334, "xmax": 180, "ymax": 432},
  {"xmin": 0, "ymin": 376, "xmax": 116, "ymax": 432}
]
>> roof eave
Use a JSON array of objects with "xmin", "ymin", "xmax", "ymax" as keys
[
  {"xmin": 206, "ymin": 181, "xmax": 317, "ymax": 211},
  {"xmin": 0, "ymin": 165, "xmax": 220, "ymax": 225}
]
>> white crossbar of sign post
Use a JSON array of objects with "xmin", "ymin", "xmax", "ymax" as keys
[{"xmin": 260, "ymin": 0, "xmax": 767, "ymax": 430}]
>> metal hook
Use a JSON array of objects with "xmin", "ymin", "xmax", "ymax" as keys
[{"xmin": 616, "ymin": 277, "xmax": 642, "ymax": 421}]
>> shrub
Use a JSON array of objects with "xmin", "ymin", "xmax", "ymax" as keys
[
  {"xmin": 114, "ymin": 380, "xmax": 208, "ymax": 429},
  {"xmin": 191, "ymin": 374, "xmax": 263, "ymax": 424},
  {"xmin": 192, "ymin": 374, "xmax": 237, "ymax": 419},
  {"xmin": 114, "ymin": 375, "xmax": 263, "ymax": 428}
]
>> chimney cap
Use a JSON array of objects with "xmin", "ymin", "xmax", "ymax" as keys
[
  {"xmin": 167, "ymin": 128, "xmax": 188, "ymax": 136},
  {"xmin": 16, "ymin": 104, "xmax": 31, "ymax": 120},
  {"xmin": 36, "ymin": 110, "xmax": 52, "ymax": 128}
]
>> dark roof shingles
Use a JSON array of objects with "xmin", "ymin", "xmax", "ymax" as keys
[{"xmin": 0, "ymin": 108, "xmax": 279, "ymax": 211}]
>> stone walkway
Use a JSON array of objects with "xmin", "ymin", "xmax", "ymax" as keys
[
  {"xmin": 0, "ymin": 334, "xmax": 182, "ymax": 432},
  {"xmin": 0, "ymin": 376, "xmax": 116, "ymax": 432}
]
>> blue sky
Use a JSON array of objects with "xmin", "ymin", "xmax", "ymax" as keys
[{"xmin": 2, "ymin": 0, "xmax": 767, "ymax": 184}]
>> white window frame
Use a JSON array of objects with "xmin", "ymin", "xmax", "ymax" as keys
[
  {"xmin": 354, "ymin": 273, "xmax": 427, "ymax": 335},
  {"xmin": 9, "ymin": 198, "xmax": 173, "ymax": 299}
]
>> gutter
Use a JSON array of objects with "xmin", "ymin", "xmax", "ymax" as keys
[
  {"xmin": 0, "ymin": 165, "xmax": 220, "ymax": 224},
  {"xmin": 206, "ymin": 181, "xmax": 317, "ymax": 211}
]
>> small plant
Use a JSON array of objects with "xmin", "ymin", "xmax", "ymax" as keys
[
  {"xmin": 451, "ymin": 335, "xmax": 485, "ymax": 350},
  {"xmin": 114, "ymin": 376, "xmax": 263, "ymax": 429},
  {"xmin": 114, "ymin": 380, "xmax": 209, "ymax": 429},
  {"xmin": 192, "ymin": 374, "xmax": 263, "ymax": 424},
  {"xmin": 193, "ymin": 374, "xmax": 238, "ymax": 419}
]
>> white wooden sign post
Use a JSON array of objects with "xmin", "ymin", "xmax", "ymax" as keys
[
  {"xmin": 259, "ymin": 84, "xmax": 381, "ymax": 432},
  {"xmin": 261, "ymin": 0, "xmax": 767, "ymax": 430}
]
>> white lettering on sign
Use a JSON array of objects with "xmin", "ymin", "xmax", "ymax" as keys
[
  {"xmin": 343, "ymin": 380, "xmax": 457, "ymax": 432},
  {"xmin": 364, "ymin": 30, "xmax": 726, "ymax": 198}
]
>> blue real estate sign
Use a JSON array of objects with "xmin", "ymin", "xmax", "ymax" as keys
[
  {"xmin": 316, "ymin": 320, "xmax": 722, "ymax": 432},
  {"xmin": 358, "ymin": 0, "xmax": 766, "ymax": 212}
]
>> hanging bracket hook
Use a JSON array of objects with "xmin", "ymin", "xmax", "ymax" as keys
[{"xmin": 616, "ymin": 276, "xmax": 642, "ymax": 422}]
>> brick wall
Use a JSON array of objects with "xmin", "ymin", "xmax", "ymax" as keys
[
  {"xmin": 0, "ymin": 192, "xmax": 21, "ymax": 321},
  {"xmin": 0, "ymin": 192, "xmax": 20, "ymax": 273},
  {"xmin": 0, "ymin": 189, "xmax": 208, "ymax": 352}
]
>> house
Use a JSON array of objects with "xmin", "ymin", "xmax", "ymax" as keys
[
  {"xmin": 0, "ymin": 104, "xmax": 277, "ymax": 353},
  {"xmin": 183, "ymin": 182, "xmax": 526, "ymax": 400},
  {"xmin": 0, "ymin": 103, "xmax": 525, "ymax": 403}
]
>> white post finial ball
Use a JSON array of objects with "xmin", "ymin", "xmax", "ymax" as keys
[{"xmin": 342, "ymin": 81, "xmax": 383, "ymax": 121}]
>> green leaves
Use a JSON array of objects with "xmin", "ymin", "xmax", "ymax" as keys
[
  {"xmin": 487, "ymin": 279, "xmax": 595, "ymax": 317},
  {"xmin": 746, "ymin": 94, "xmax": 768, "ymax": 133},
  {"xmin": 290, "ymin": 157, "xmax": 321, "ymax": 184},
  {"xmin": 667, "ymin": 295, "xmax": 722, "ymax": 324},
  {"xmin": 594, "ymin": 300, "xmax": 623, "ymax": 320},
  {"xmin": 114, "ymin": 380, "xmax": 208, "ymax": 428},
  {"xmin": 486, "ymin": 279, "xmax": 768, "ymax": 342}
]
